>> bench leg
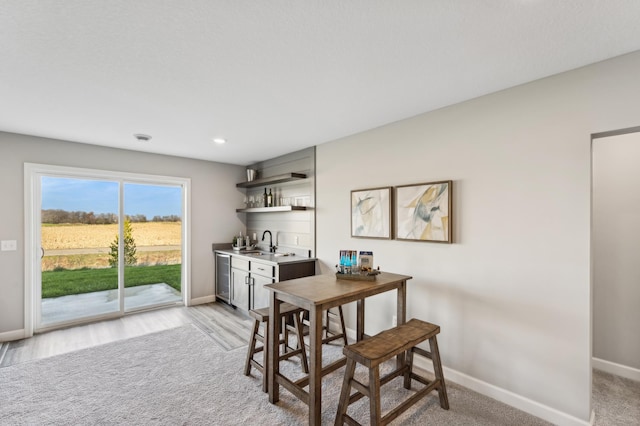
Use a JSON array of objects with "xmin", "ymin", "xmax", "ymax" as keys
[
  {"xmin": 334, "ymin": 358, "xmax": 356, "ymax": 425},
  {"xmin": 369, "ymin": 365, "xmax": 382, "ymax": 425},
  {"xmin": 429, "ymin": 335, "xmax": 449, "ymax": 410},
  {"xmin": 403, "ymin": 348, "xmax": 413, "ymax": 390}
]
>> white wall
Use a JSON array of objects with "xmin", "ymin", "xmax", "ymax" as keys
[
  {"xmin": 316, "ymin": 50, "xmax": 640, "ymax": 424},
  {"xmin": 0, "ymin": 132, "xmax": 244, "ymax": 337},
  {"xmin": 593, "ymin": 132, "xmax": 640, "ymax": 373}
]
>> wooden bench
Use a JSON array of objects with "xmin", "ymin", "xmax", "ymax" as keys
[
  {"xmin": 334, "ymin": 318, "xmax": 449, "ymax": 425},
  {"xmin": 244, "ymin": 303, "xmax": 308, "ymax": 392}
]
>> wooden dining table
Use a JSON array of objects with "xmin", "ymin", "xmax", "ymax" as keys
[{"xmin": 265, "ymin": 271, "xmax": 413, "ymax": 425}]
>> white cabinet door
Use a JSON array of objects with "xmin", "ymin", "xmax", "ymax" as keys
[
  {"xmin": 251, "ymin": 274, "xmax": 275, "ymax": 310},
  {"xmin": 231, "ymin": 267, "xmax": 250, "ymax": 312},
  {"xmin": 249, "ymin": 260, "xmax": 275, "ymax": 310}
]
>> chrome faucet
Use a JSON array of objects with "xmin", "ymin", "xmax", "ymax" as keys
[{"xmin": 262, "ymin": 230, "xmax": 276, "ymax": 252}]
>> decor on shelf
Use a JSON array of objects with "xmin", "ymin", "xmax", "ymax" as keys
[
  {"xmin": 395, "ymin": 180, "xmax": 452, "ymax": 243},
  {"xmin": 351, "ymin": 187, "xmax": 392, "ymax": 239}
]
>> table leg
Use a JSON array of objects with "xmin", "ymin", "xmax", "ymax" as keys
[
  {"xmin": 268, "ymin": 292, "xmax": 281, "ymax": 403},
  {"xmin": 308, "ymin": 305, "xmax": 323, "ymax": 425},
  {"xmin": 396, "ymin": 281, "xmax": 407, "ymax": 369},
  {"xmin": 397, "ymin": 281, "xmax": 406, "ymax": 325},
  {"xmin": 356, "ymin": 298, "xmax": 365, "ymax": 341}
]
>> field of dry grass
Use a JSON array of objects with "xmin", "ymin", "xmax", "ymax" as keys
[
  {"xmin": 41, "ymin": 223, "xmax": 182, "ymax": 270},
  {"xmin": 41, "ymin": 222, "xmax": 181, "ymax": 249}
]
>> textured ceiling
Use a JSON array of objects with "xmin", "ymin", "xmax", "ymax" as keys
[{"xmin": 2, "ymin": 1, "xmax": 640, "ymax": 166}]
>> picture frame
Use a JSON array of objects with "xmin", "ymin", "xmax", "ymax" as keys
[
  {"xmin": 395, "ymin": 180, "xmax": 452, "ymax": 243},
  {"xmin": 351, "ymin": 187, "xmax": 392, "ymax": 239}
]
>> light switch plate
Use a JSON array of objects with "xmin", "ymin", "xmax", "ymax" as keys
[{"xmin": 1, "ymin": 240, "xmax": 17, "ymax": 251}]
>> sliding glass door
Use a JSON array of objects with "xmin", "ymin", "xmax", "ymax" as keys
[
  {"xmin": 40, "ymin": 177, "xmax": 121, "ymax": 327},
  {"xmin": 28, "ymin": 164, "xmax": 189, "ymax": 332},
  {"xmin": 123, "ymin": 183, "xmax": 182, "ymax": 311}
]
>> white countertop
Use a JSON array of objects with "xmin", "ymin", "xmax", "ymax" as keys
[{"xmin": 214, "ymin": 248, "xmax": 316, "ymax": 265}]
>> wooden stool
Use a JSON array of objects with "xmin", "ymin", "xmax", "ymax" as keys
[
  {"xmin": 244, "ymin": 303, "xmax": 309, "ymax": 392},
  {"xmin": 302, "ymin": 306, "xmax": 349, "ymax": 346},
  {"xmin": 334, "ymin": 318, "xmax": 449, "ymax": 425},
  {"xmin": 324, "ymin": 306, "xmax": 348, "ymax": 345}
]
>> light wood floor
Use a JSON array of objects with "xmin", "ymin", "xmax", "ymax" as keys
[{"xmin": 0, "ymin": 302, "xmax": 254, "ymax": 367}]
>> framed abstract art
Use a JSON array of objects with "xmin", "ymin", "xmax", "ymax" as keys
[
  {"xmin": 395, "ymin": 180, "xmax": 452, "ymax": 243},
  {"xmin": 350, "ymin": 187, "xmax": 392, "ymax": 239}
]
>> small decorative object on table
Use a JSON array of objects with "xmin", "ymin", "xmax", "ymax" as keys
[
  {"xmin": 336, "ymin": 249, "xmax": 381, "ymax": 280},
  {"xmin": 337, "ymin": 250, "xmax": 358, "ymax": 274},
  {"xmin": 359, "ymin": 251, "xmax": 373, "ymax": 269}
]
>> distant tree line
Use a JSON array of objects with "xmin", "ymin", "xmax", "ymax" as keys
[{"xmin": 41, "ymin": 209, "xmax": 180, "ymax": 224}]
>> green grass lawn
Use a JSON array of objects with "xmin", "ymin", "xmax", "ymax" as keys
[{"xmin": 42, "ymin": 264, "xmax": 181, "ymax": 298}]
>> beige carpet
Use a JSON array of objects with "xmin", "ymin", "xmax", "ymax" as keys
[
  {"xmin": 592, "ymin": 369, "xmax": 640, "ymax": 425},
  {"xmin": 0, "ymin": 324, "xmax": 614, "ymax": 425}
]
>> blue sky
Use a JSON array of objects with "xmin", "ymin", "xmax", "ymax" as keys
[{"xmin": 42, "ymin": 177, "xmax": 182, "ymax": 218}]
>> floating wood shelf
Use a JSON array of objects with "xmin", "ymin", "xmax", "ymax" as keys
[
  {"xmin": 236, "ymin": 172, "xmax": 307, "ymax": 188},
  {"xmin": 236, "ymin": 205, "xmax": 310, "ymax": 213}
]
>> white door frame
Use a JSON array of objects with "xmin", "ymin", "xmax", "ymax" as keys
[{"xmin": 24, "ymin": 163, "xmax": 191, "ymax": 336}]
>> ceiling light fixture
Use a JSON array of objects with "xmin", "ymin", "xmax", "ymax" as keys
[
  {"xmin": 134, "ymin": 133, "xmax": 152, "ymax": 142},
  {"xmin": 213, "ymin": 138, "xmax": 227, "ymax": 144}
]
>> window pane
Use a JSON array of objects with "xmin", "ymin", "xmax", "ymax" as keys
[{"xmin": 123, "ymin": 183, "xmax": 182, "ymax": 311}]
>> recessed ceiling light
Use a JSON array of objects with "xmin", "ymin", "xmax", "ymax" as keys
[
  {"xmin": 212, "ymin": 138, "xmax": 227, "ymax": 144},
  {"xmin": 134, "ymin": 133, "xmax": 152, "ymax": 142}
]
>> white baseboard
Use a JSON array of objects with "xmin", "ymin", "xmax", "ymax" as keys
[
  {"xmin": 189, "ymin": 295, "xmax": 216, "ymax": 306},
  {"xmin": 0, "ymin": 328, "xmax": 26, "ymax": 343},
  {"xmin": 411, "ymin": 357, "xmax": 591, "ymax": 426},
  {"xmin": 592, "ymin": 357, "xmax": 640, "ymax": 382}
]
